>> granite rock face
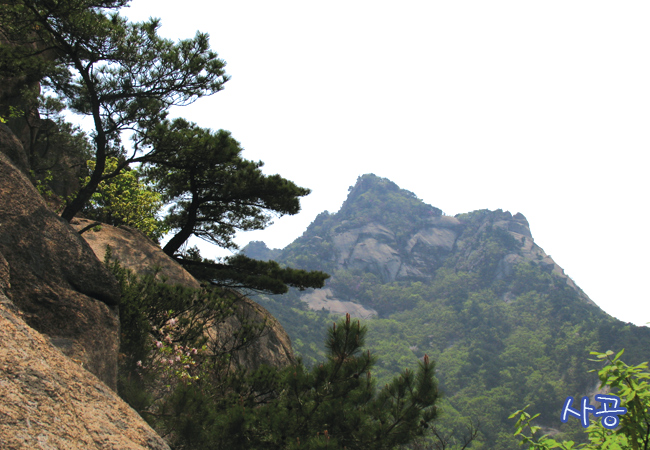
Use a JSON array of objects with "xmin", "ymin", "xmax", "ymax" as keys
[
  {"xmin": 71, "ymin": 218, "xmax": 201, "ymax": 289},
  {"xmin": 249, "ymin": 174, "xmax": 594, "ymax": 317},
  {"xmin": 0, "ymin": 137, "xmax": 168, "ymax": 446},
  {"xmin": 0, "ymin": 124, "xmax": 29, "ymax": 175},
  {"xmin": 208, "ymin": 292, "xmax": 296, "ymax": 370},
  {"xmin": 330, "ymin": 217, "xmax": 464, "ymax": 283},
  {"xmin": 0, "ymin": 149, "xmax": 121, "ymax": 389},
  {"xmin": 324, "ymin": 209, "xmax": 592, "ymax": 308},
  {"xmin": 0, "ymin": 295, "xmax": 169, "ymax": 450},
  {"xmin": 73, "ymin": 217, "xmax": 296, "ymax": 371}
]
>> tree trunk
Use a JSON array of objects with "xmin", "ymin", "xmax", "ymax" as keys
[
  {"xmin": 162, "ymin": 195, "xmax": 200, "ymax": 256},
  {"xmin": 60, "ymin": 56, "xmax": 106, "ymax": 222},
  {"xmin": 60, "ymin": 132, "xmax": 106, "ymax": 222},
  {"xmin": 162, "ymin": 223, "xmax": 196, "ymax": 257}
]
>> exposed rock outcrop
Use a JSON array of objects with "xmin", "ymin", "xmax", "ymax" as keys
[
  {"xmin": 0, "ymin": 124, "xmax": 29, "ymax": 175},
  {"xmin": 254, "ymin": 174, "xmax": 595, "ymax": 317},
  {"xmin": 460, "ymin": 209, "xmax": 594, "ymax": 305},
  {"xmin": 241, "ymin": 240, "xmax": 282, "ymax": 262},
  {"xmin": 72, "ymin": 218, "xmax": 296, "ymax": 371},
  {"xmin": 300, "ymin": 288, "xmax": 378, "ymax": 319},
  {"xmin": 297, "ymin": 217, "xmax": 464, "ymax": 317},
  {"xmin": 0, "ymin": 296, "xmax": 169, "ymax": 450},
  {"xmin": 209, "ymin": 293, "xmax": 296, "ymax": 369},
  {"xmin": 329, "ymin": 218, "xmax": 463, "ymax": 284},
  {"xmin": 0, "ymin": 151, "xmax": 121, "ymax": 389},
  {"xmin": 0, "ymin": 132, "xmax": 170, "ymax": 447},
  {"xmin": 72, "ymin": 218, "xmax": 201, "ymax": 289}
]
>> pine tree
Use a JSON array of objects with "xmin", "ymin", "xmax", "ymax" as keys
[
  {"xmin": 157, "ymin": 313, "xmax": 438, "ymax": 450},
  {"xmin": 141, "ymin": 118, "xmax": 310, "ymax": 257},
  {"xmin": 0, "ymin": 0, "xmax": 229, "ymax": 221}
]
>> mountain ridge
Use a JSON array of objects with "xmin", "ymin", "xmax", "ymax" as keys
[
  {"xmin": 242, "ymin": 173, "xmax": 648, "ymax": 448},
  {"xmin": 247, "ymin": 173, "xmax": 594, "ymax": 316}
]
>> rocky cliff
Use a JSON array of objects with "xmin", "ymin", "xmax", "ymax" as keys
[
  {"xmin": 0, "ymin": 297, "xmax": 170, "ymax": 450},
  {"xmin": 242, "ymin": 173, "xmax": 650, "ymax": 448},
  {"xmin": 0, "ymin": 131, "xmax": 170, "ymax": 448},
  {"xmin": 71, "ymin": 218, "xmax": 296, "ymax": 371},
  {"xmin": 0, "ymin": 145, "xmax": 120, "ymax": 388},
  {"xmin": 0, "ymin": 119, "xmax": 297, "ymax": 447},
  {"xmin": 267, "ymin": 174, "xmax": 593, "ymax": 318}
]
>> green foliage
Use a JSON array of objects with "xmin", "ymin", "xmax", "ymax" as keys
[
  {"xmin": 588, "ymin": 350, "xmax": 650, "ymax": 449},
  {"xmin": 18, "ymin": 98, "xmax": 94, "ymax": 202},
  {"xmin": 444, "ymin": 211, "xmax": 521, "ymax": 287},
  {"xmin": 112, "ymin": 245, "xmax": 438, "ymax": 450},
  {"xmin": 2, "ymin": 2, "xmax": 317, "ymax": 280},
  {"xmin": 140, "ymin": 118, "xmax": 311, "ymax": 256},
  {"xmin": 213, "ymin": 254, "xmax": 329, "ymax": 294},
  {"xmin": 510, "ymin": 349, "xmax": 650, "ymax": 450},
  {"xmin": 241, "ymin": 181, "xmax": 650, "ymax": 449},
  {"xmin": 255, "ymin": 292, "xmax": 336, "ymax": 366},
  {"xmin": 263, "ymin": 254, "xmax": 650, "ymax": 448},
  {"xmin": 338, "ymin": 174, "xmax": 442, "ymax": 237},
  {"xmin": 175, "ymin": 249, "xmax": 329, "ymax": 296},
  {"xmin": 107, "ymin": 252, "xmax": 270, "ymax": 422},
  {"xmin": 1, "ymin": 0, "xmax": 229, "ymax": 221},
  {"xmin": 83, "ymin": 157, "xmax": 168, "ymax": 241},
  {"xmin": 30, "ymin": 168, "xmax": 55, "ymax": 198},
  {"xmin": 157, "ymin": 314, "xmax": 438, "ymax": 450},
  {"xmin": 326, "ymin": 269, "xmax": 382, "ymax": 305},
  {"xmin": 0, "ymin": 106, "xmax": 24, "ymax": 124}
]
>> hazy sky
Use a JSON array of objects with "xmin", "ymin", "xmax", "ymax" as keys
[{"xmin": 121, "ymin": 1, "xmax": 649, "ymax": 326}]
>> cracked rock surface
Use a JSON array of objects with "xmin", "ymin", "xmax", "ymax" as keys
[
  {"xmin": 0, "ymin": 150, "xmax": 120, "ymax": 389},
  {"xmin": 0, "ymin": 296, "xmax": 169, "ymax": 450}
]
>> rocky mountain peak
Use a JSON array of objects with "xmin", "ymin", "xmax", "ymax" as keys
[
  {"xmin": 241, "ymin": 175, "xmax": 643, "ymax": 448},
  {"xmin": 241, "ymin": 240, "xmax": 282, "ymax": 262},
  {"xmin": 247, "ymin": 176, "xmax": 594, "ymax": 318},
  {"xmin": 337, "ymin": 174, "xmax": 442, "ymax": 229}
]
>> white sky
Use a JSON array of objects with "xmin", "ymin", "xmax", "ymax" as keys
[{"xmin": 121, "ymin": 1, "xmax": 650, "ymax": 326}]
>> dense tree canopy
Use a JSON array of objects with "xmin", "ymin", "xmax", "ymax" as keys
[
  {"xmin": 141, "ymin": 118, "xmax": 310, "ymax": 257},
  {"xmin": 1, "ymin": 0, "xmax": 327, "ymax": 294},
  {"xmin": 1, "ymin": 0, "xmax": 229, "ymax": 221},
  {"xmin": 114, "ymin": 257, "xmax": 439, "ymax": 450}
]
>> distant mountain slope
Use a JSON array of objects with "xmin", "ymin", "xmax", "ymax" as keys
[{"xmin": 243, "ymin": 173, "xmax": 650, "ymax": 449}]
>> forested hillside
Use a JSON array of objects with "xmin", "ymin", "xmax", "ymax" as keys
[
  {"xmin": 244, "ymin": 173, "xmax": 650, "ymax": 449},
  {"xmin": 3, "ymin": 1, "xmax": 648, "ymax": 447},
  {"xmin": 0, "ymin": 3, "xmax": 439, "ymax": 448}
]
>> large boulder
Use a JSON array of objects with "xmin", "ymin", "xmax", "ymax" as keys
[
  {"xmin": 71, "ymin": 218, "xmax": 296, "ymax": 371},
  {"xmin": 209, "ymin": 291, "xmax": 296, "ymax": 369},
  {"xmin": 0, "ymin": 293, "xmax": 169, "ymax": 450},
  {"xmin": 72, "ymin": 218, "xmax": 200, "ymax": 289},
  {"xmin": 0, "ymin": 124, "xmax": 29, "ymax": 175},
  {"xmin": 0, "ymin": 150, "xmax": 121, "ymax": 389}
]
